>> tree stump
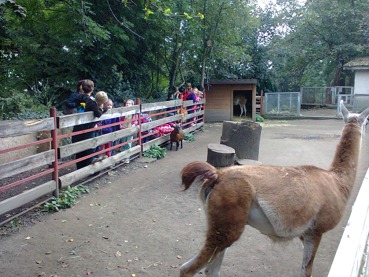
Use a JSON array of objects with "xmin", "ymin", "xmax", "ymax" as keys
[
  {"xmin": 207, "ymin": 143, "xmax": 235, "ymax": 167},
  {"xmin": 220, "ymin": 120, "xmax": 262, "ymax": 160}
]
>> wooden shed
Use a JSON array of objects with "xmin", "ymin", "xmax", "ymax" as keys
[{"xmin": 204, "ymin": 79, "xmax": 258, "ymax": 122}]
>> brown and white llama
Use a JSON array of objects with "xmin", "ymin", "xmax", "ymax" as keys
[
  {"xmin": 179, "ymin": 100, "xmax": 369, "ymax": 277},
  {"xmin": 233, "ymin": 94, "xmax": 247, "ymax": 117}
]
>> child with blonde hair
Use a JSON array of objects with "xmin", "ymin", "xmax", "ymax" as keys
[
  {"xmin": 120, "ymin": 99, "xmax": 137, "ymax": 164},
  {"xmin": 100, "ymin": 99, "xmax": 117, "ymax": 158}
]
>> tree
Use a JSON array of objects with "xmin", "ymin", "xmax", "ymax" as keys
[{"xmin": 267, "ymin": 0, "xmax": 369, "ymax": 90}]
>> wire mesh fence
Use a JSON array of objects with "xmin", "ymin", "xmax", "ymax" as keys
[
  {"xmin": 264, "ymin": 90, "xmax": 369, "ymax": 117},
  {"xmin": 301, "ymin": 86, "xmax": 354, "ymax": 105},
  {"xmin": 264, "ymin": 92, "xmax": 301, "ymax": 116}
]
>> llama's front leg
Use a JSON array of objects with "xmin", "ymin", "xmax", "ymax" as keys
[
  {"xmin": 300, "ymin": 232, "xmax": 322, "ymax": 277},
  {"xmin": 204, "ymin": 249, "xmax": 226, "ymax": 277},
  {"xmin": 176, "ymin": 141, "xmax": 179, "ymax": 151}
]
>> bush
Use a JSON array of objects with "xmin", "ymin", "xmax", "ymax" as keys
[{"xmin": 0, "ymin": 91, "xmax": 49, "ymax": 120}]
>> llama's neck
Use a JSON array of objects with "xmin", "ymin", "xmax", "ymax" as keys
[{"xmin": 329, "ymin": 121, "xmax": 362, "ymax": 197}]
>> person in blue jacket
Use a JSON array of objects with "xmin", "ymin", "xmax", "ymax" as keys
[{"xmin": 63, "ymin": 80, "xmax": 84, "ymax": 114}]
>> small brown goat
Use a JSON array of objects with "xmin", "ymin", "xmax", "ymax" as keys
[{"xmin": 170, "ymin": 124, "xmax": 184, "ymax": 151}]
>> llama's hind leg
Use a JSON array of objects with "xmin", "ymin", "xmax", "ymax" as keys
[
  {"xmin": 180, "ymin": 223, "xmax": 245, "ymax": 277},
  {"xmin": 300, "ymin": 231, "xmax": 322, "ymax": 277},
  {"xmin": 180, "ymin": 204, "xmax": 249, "ymax": 276},
  {"xmin": 180, "ymin": 240, "xmax": 228, "ymax": 277},
  {"xmin": 204, "ymin": 249, "xmax": 226, "ymax": 277}
]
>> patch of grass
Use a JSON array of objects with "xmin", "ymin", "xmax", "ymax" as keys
[{"xmin": 43, "ymin": 185, "xmax": 89, "ymax": 212}]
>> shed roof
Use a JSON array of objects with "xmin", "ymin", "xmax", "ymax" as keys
[
  {"xmin": 207, "ymin": 79, "xmax": 257, "ymax": 85},
  {"xmin": 343, "ymin": 56, "xmax": 369, "ymax": 70}
]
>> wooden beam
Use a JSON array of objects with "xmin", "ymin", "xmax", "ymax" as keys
[
  {"xmin": 0, "ymin": 150, "xmax": 54, "ymax": 179},
  {"xmin": 0, "ymin": 118, "xmax": 54, "ymax": 138},
  {"xmin": 0, "ymin": 181, "xmax": 56, "ymax": 216},
  {"xmin": 58, "ymin": 126, "xmax": 139, "ymax": 158}
]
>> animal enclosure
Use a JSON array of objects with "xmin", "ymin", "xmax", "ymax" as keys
[{"xmin": 0, "ymin": 99, "xmax": 205, "ymax": 223}]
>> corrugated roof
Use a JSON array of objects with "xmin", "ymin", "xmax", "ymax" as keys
[{"xmin": 343, "ymin": 56, "xmax": 369, "ymax": 70}]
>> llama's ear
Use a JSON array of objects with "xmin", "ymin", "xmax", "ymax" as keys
[
  {"xmin": 358, "ymin": 106, "xmax": 369, "ymax": 124},
  {"xmin": 340, "ymin": 100, "xmax": 349, "ymax": 122}
]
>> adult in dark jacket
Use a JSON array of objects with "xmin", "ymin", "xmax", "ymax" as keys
[
  {"xmin": 71, "ymin": 80, "xmax": 108, "ymax": 169},
  {"xmin": 63, "ymin": 80, "xmax": 84, "ymax": 115}
]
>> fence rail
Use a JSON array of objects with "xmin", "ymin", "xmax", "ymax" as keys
[
  {"xmin": 328, "ymin": 168, "xmax": 369, "ymax": 277},
  {"xmin": 0, "ymin": 99, "xmax": 205, "ymax": 223}
]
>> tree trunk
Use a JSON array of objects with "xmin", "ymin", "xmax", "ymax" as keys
[
  {"xmin": 220, "ymin": 120, "xmax": 262, "ymax": 161},
  {"xmin": 207, "ymin": 143, "xmax": 235, "ymax": 167}
]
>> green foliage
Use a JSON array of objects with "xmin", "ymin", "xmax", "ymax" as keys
[
  {"xmin": 143, "ymin": 144, "xmax": 166, "ymax": 159},
  {"xmin": 266, "ymin": 0, "xmax": 369, "ymax": 89},
  {"xmin": 1, "ymin": 0, "xmax": 369, "ymax": 120},
  {"xmin": 184, "ymin": 133, "xmax": 195, "ymax": 142},
  {"xmin": 10, "ymin": 217, "xmax": 20, "ymax": 229},
  {"xmin": 255, "ymin": 114, "xmax": 264, "ymax": 122},
  {"xmin": 0, "ymin": 90, "xmax": 49, "ymax": 120},
  {"xmin": 43, "ymin": 185, "xmax": 89, "ymax": 212}
]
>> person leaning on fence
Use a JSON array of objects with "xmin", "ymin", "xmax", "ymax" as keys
[
  {"xmin": 120, "ymin": 99, "xmax": 138, "ymax": 164},
  {"xmin": 99, "ymin": 99, "xmax": 118, "ymax": 158},
  {"xmin": 71, "ymin": 80, "xmax": 109, "ymax": 169},
  {"xmin": 182, "ymin": 84, "xmax": 199, "ymax": 126}
]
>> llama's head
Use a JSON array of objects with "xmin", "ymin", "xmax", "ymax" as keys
[{"xmin": 340, "ymin": 100, "xmax": 369, "ymax": 126}]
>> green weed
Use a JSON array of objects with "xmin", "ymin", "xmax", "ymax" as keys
[
  {"xmin": 143, "ymin": 144, "xmax": 166, "ymax": 159},
  {"xmin": 184, "ymin": 133, "xmax": 195, "ymax": 141},
  {"xmin": 43, "ymin": 185, "xmax": 89, "ymax": 212}
]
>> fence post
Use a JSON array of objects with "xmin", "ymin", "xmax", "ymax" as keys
[
  {"xmin": 50, "ymin": 108, "xmax": 59, "ymax": 197},
  {"xmin": 136, "ymin": 98, "xmax": 143, "ymax": 157},
  {"xmin": 180, "ymin": 100, "xmax": 184, "ymax": 126}
]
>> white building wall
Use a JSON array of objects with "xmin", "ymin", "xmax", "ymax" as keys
[{"xmin": 354, "ymin": 70, "xmax": 369, "ymax": 94}]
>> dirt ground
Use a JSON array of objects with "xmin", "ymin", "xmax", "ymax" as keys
[{"xmin": 1, "ymin": 117, "xmax": 369, "ymax": 277}]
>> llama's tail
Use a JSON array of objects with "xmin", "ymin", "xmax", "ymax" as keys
[{"xmin": 181, "ymin": 161, "xmax": 218, "ymax": 191}]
